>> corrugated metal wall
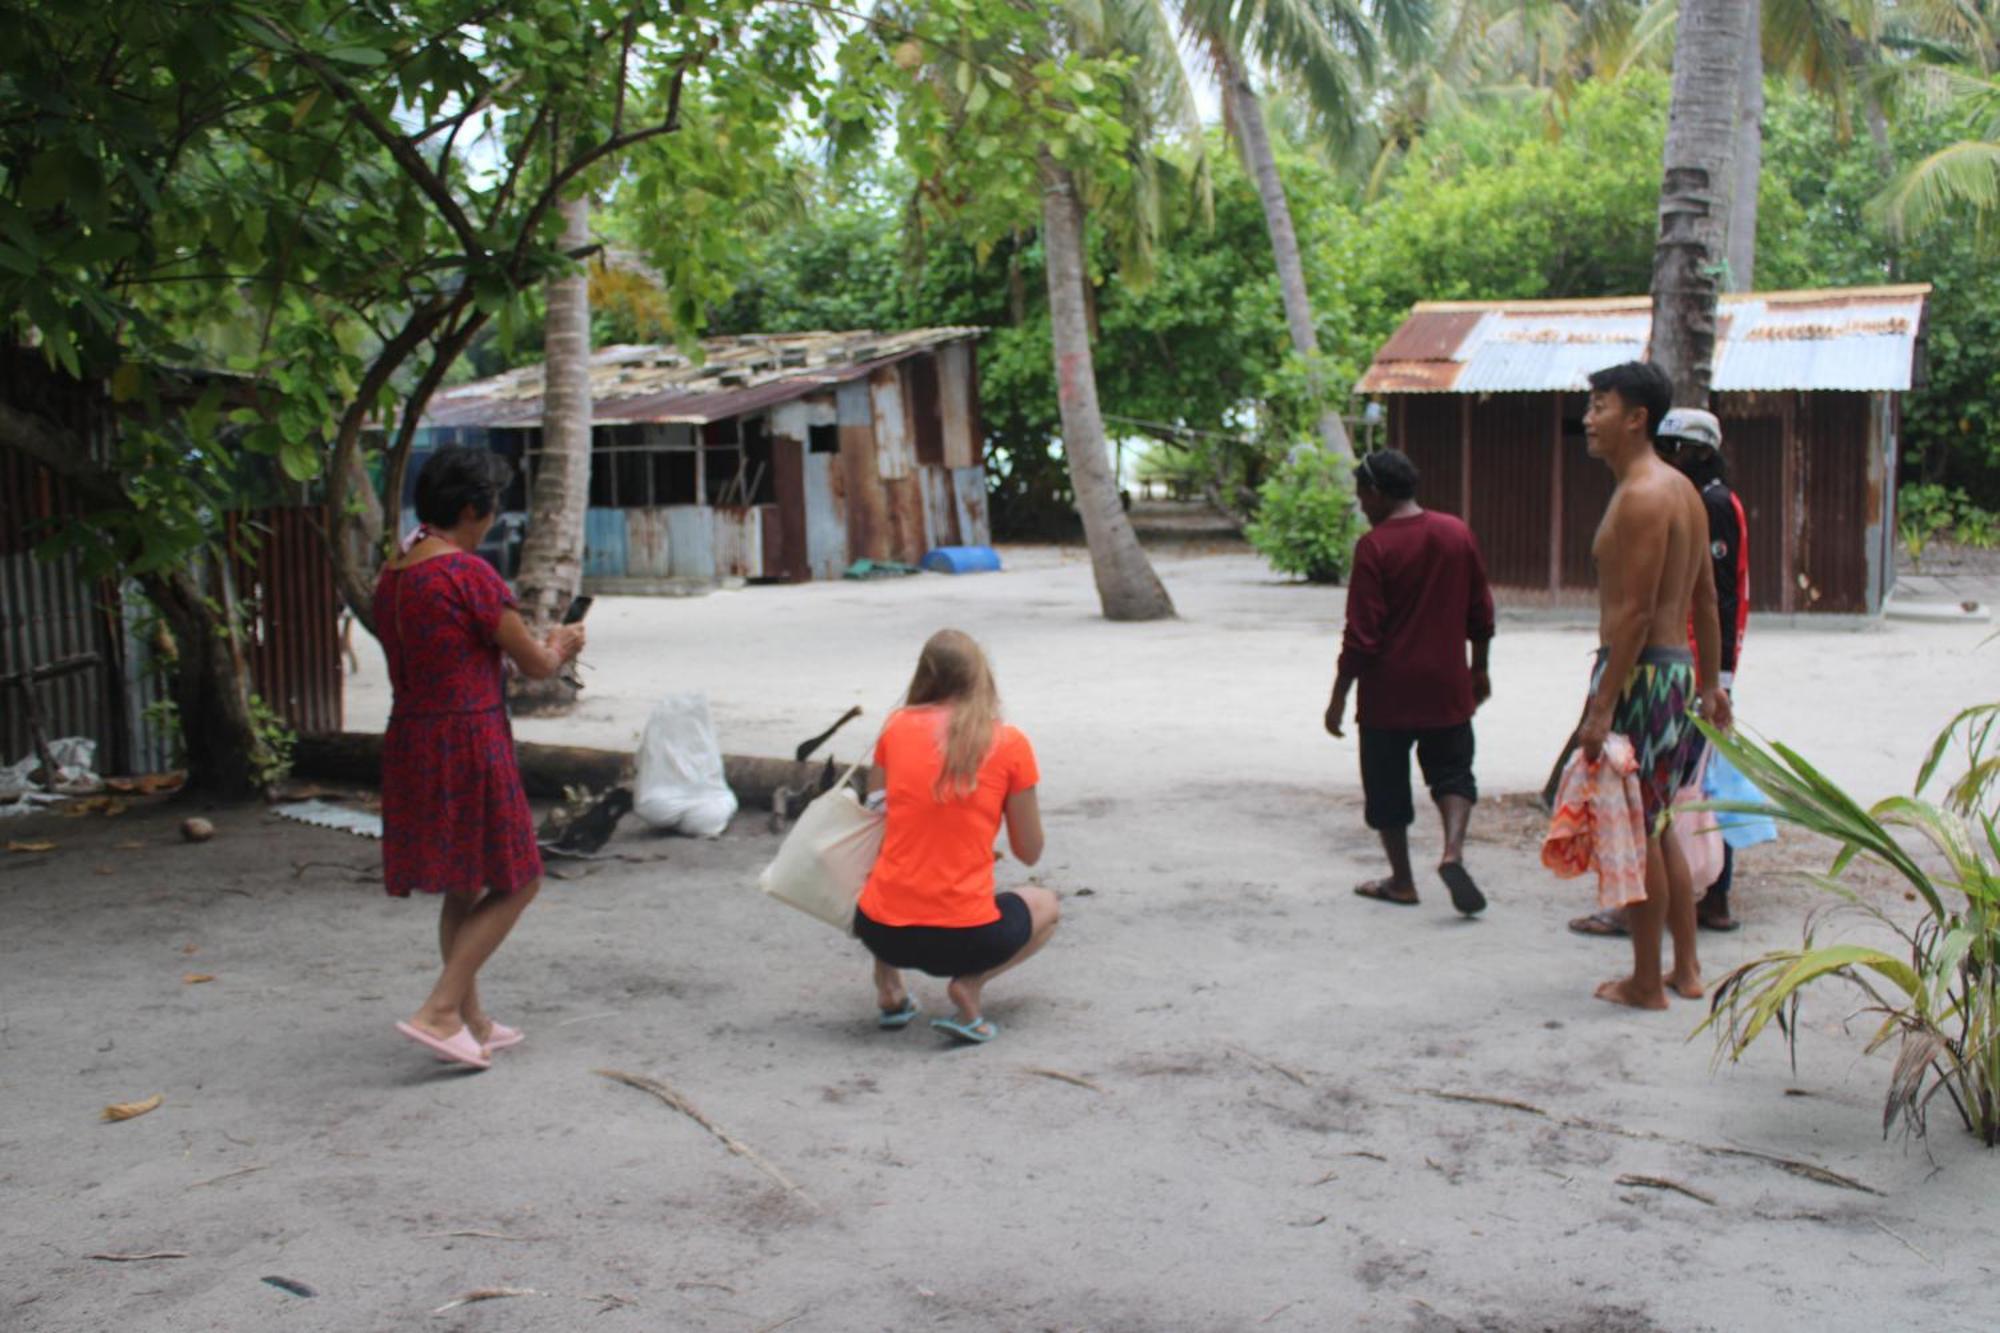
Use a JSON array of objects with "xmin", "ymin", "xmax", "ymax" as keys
[
  {"xmin": 1801, "ymin": 392, "xmax": 1873, "ymax": 614},
  {"xmin": 0, "ymin": 448, "xmax": 112, "ymax": 766},
  {"xmin": 1722, "ymin": 409, "xmax": 1789, "ymax": 615},
  {"xmin": 227, "ymin": 507, "xmax": 342, "ymax": 736},
  {"xmin": 1561, "ymin": 399, "xmax": 1614, "ymax": 589},
  {"xmin": 1395, "ymin": 395, "xmax": 1463, "ymax": 518},
  {"xmin": 1465, "ymin": 395, "xmax": 1554, "ymax": 589}
]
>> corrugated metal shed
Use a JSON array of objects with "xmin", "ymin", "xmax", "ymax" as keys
[
  {"xmin": 422, "ymin": 328, "xmax": 984, "ymax": 429},
  {"xmin": 1357, "ymin": 286, "xmax": 1929, "ymax": 395}
]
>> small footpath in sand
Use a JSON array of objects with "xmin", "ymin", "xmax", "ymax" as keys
[{"xmin": 1, "ymin": 545, "xmax": 1993, "ymax": 1331}]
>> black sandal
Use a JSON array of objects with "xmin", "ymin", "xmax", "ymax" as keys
[{"xmin": 1438, "ymin": 862, "xmax": 1486, "ymax": 917}]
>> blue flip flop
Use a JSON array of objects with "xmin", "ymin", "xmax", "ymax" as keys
[
  {"xmin": 878, "ymin": 997, "xmax": 920, "ymax": 1029},
  {"xmin": 930, "ymin": 1015, "xmax": 999, "ymax": 1044}
]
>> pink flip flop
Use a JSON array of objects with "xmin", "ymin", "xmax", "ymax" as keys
[
  {"xmin": 396, "ymin": 1021, "xmax": 491, "ymax": 1070},
  {"xmin": 428, "ymin": 1021, "xmax": 524, "ymax": 1063},
  {"xmin": 482, "ymin": 1022, "xmax": 523, "ymax": 1053}
]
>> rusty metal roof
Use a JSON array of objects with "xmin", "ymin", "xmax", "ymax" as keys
[
  {"xmin": 420, "ymin": 328, "xmax": 984, "ymax": 429},
  {"xmin": 1356, "ymin": 285, "xmax": 1929, "ymax": 395}
]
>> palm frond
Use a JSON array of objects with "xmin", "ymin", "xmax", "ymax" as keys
[{"xmin": 1869, "ymin": 136, "xmax": 2000, "ymax": 237}]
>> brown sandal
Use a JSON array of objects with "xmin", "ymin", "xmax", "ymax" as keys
[
  {"xmin": 1355, "ymin": 880, "xmax": 1420, "ymax": 906},
  {"xmin": 1567, "ymin": 909, "xmax": 1630, "ymax": 937}
]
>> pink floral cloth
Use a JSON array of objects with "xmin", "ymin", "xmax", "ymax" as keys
[{"xmin": 1542, "ymin": 736, "xmax": 1648, "ymax": 910}]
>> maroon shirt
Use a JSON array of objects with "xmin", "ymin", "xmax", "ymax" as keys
[{"xmin": 1338, "ymin": 510, "xmax": 1495, "ymax": 731}]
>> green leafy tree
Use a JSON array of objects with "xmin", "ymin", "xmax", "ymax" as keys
[
  {"xmin": 0, "ymin": 0, "xmax": 826, "ymax": 792},
  {"xmin": 847, "ymin": 0, "xmax": 1204, "ymax": 620}
]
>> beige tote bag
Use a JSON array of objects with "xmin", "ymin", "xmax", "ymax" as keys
[{"xmin": 758, "ymin": 758, "xmax": 884, "ymax": 933}]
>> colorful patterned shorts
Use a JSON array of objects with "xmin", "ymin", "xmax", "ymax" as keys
[{"xmin": 1588, "ymin": 646, "xmax": 1701, "ymax": 826}]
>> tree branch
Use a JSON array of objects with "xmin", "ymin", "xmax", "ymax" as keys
[
  {"xmin": 280, "ymin": 43, "xmax": 485, "ymax": 259},
  {"xmin": 382, "ymin": 307, "xmax": 493, "ymax": 541}
]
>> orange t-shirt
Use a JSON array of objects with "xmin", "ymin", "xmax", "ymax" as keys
[{"xmin": 856, "ymin": 706, "xmax": 1040, "ymax": 928}]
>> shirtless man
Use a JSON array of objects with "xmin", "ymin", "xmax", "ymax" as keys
[{"xmin": 1579, "ymin": 361, "xmax": 1732, "ymax": 1010}]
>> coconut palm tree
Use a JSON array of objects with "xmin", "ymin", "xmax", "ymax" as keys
[
  {"xmin": 1649, "ymin": 0, "xmax": 1751, "ymax": 405},
  {"xmin": 512, "ymin": 194, "xmax": 593, "ymax": 707},
  {"xmin": 863, "ymin": 0, "xmax": 1200, "ymax": 619},
  {"xmin": 1184, "ymin": 0, "xmax": 1430, "ymax": 464}
]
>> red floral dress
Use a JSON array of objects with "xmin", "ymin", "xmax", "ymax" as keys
[{"xmin": 376, "ymin": 552, "xmax": 542, "ymax": 897}]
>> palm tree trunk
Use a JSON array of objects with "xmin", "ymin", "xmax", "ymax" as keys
[
  {"xmin": 1038, "ymin": 151, "xmax": 1175, "ymax": 621},
  {"xmin": 1725, "ymin": 0, "xmax": 1763, "ymax": 292},
  {"xmin": 511, "ymin": 194, "xmax": 593, "ymax": 708},
  {"xmin": 1217, "ymin": 45, "xmax": 1355, "ymax": 464},
  {"xmin": 1649, "ymin": 0, "xmax": 1751, "ymax": 406}
]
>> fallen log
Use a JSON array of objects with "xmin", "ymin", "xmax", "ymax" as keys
[{"xmin": 292, "ymin": 732, "xmax": 867, "ymax": 807}]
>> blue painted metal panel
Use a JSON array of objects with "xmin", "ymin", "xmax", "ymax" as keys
[
  {"xmin": 584, "ymin": 508, "xmax": 628, "ymax": 578},
  {"xmin": 664, "ymin": 506, "xmax": 716, "ymax": 580}
]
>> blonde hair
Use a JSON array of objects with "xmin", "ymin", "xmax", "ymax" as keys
[{"xmin": 903, "ymin": 629, "xmax": 1001, "ymax": 799}]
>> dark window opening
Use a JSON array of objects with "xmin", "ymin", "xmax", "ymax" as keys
[
  {"xmin": 808, "ymin": 423, "xmax": 839, "ymax": 454},
  {"xmin": 908, "ymin": 354, "xmax": 945, "ymax": 465},
  {"xmin": 652, "ymin": 450, "xmax": 697, "ymax": 504}
]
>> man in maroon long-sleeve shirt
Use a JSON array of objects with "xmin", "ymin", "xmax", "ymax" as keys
[{"xmin": 1325, "ymin": 449, "xmax": 1496, "ymax": 916}]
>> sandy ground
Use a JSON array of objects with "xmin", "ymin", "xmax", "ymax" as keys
[{"xmin": 3, "ymin": 545, "xmax": 1997, "ymax": 1332}]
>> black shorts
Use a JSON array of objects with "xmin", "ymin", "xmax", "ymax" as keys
[
  {"xmin": 1359, "ymin": 723, "xmax": 1478, "ymax": 830},
  {"xmin": 853, "ymin": 892, "xmax": 1033, "ymax": 978}
]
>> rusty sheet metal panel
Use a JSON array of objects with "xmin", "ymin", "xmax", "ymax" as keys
[
  {"xmin": 1465, "ymin": 395, "xmax": 1554, "ymax": 589},
  {"xmin": 804, "ymin": 454, "xmax": 847, "ymax": 578},
  {"xmin": 624, "ymin": 508, "xmax": 674, "ymax": 578},
  {"xmin": 1800, "ymin": 392, "xmax": 1873, "ymax": 613},
  {"xmin": 1394, "ymin": 396, "xmax": 1463, "ymax": 518},
  {"xmin": 664, "ymin": 506, "xmax": 715, "ymax": 579},
  {"xmin": 712, "ymin": 506, "xmax": 764, "ymax": 579},
  {"xmin": 939, "ymin": 342, "xmax": 980, "ymax": 468},
  {"xmin": 883, "ymin": 475, "xmax": 927, "ymax": 565},
  {"xmin": 869, "ymin": 366, "xmax": 916, "ymax": 481},
  {"xmin": 229, "ymin": 507, "xmax": 342, "ymax": 737},
  {"xmin": 837, "ymin": 379, "xmax": 887, "ymax": 561},
  {"xmin": 766, "ymin": 435, "xmax": 810, "ymax": 582},
  {"xmin": 1722, "ymin": 411, "xmax": 1788, "ymax": 615},
  {"xmin": 1376, "ymin": 308, "xmax": 1486, "ymax": 363},
  {"xmin": 761, "ymin": 504, "xmax": 786, "ymax": 577},
  {"xmin": 951, "ymin": 467, "xmax": 990, "ymax": 546},
  {"xmin": 920, "ymin": 467, "xmax": 960, "ymax": 549}
]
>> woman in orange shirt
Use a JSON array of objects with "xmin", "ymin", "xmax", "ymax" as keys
[{"xmin": 854, "ymin": 630, "xmax": 1057, "ymax": 1044}]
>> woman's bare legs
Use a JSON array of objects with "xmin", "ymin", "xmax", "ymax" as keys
[
  {"xmin": 407, "ymin": 881, "xmax": 541, "ymax": 1039},
  {"xmin": 873, "ymin": 959, "xmax": 908, "ymax": 1012},
  {"xmin": 436, "ymin": 894, "xmax": 500, "ymax": 1042},
  {"xmin": 947, "ymin": 887, "xmax": 1061, "ymax": 1024}
]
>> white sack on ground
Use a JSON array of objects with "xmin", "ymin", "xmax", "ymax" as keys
[{"xmin": 632, "ymin": 694, "xmax": 736, "ymax": 837}]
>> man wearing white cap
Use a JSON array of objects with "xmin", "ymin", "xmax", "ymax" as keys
[
  {"xmin": 1658, "ymin": 407, "xmax": 1749, "ymax": 930},
  {"xmin": 1567, "ymin": 406, "xmax": 1749, "ymax": 937}
]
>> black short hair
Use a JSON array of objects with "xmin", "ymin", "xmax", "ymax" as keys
[
  {"xmin": 413, "ymin": 446, "xmax": 513, "ymax": 528},
  {"xmin": 1586, "ymin": 361, "xmax": 1673, "ymax": 441},
  {"xmin": 1354, "ymin": 448, "xmax": 1418, "ymax": 501}
]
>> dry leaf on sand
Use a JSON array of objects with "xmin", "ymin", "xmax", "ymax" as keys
[
  {"xmin": 102, "ymin": 1094, "xmax": 164, "ymax": 1122},
  {"xmin": 183, "ymin": 973, "xmax": 216, "ymax": 985},
  {"xmin": 6, "ymin": 840, "xmax": 56, "ymax": 853},
  {"xmin": 432, "ymin": 1287, "xmax": 540, "ymax": 1314}
]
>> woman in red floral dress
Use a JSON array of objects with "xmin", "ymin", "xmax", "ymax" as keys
[{"xmin": 378, "ymin": 447, "xmax": 585, "ymax": 1070}]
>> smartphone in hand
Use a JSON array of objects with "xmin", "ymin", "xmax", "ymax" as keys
[{"xmin": 561, "ymin": 594, "xmax": 594, "ymax": 625}]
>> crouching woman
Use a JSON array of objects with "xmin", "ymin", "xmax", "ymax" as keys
[{"xmin": 854, "ymin": 630, "xmax": 1059, "ymax": 1044}]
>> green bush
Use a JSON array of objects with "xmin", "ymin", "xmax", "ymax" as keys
[{"xmin": 1245, "ymin": 448, "xmax": 1365, "ymax": 583}]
